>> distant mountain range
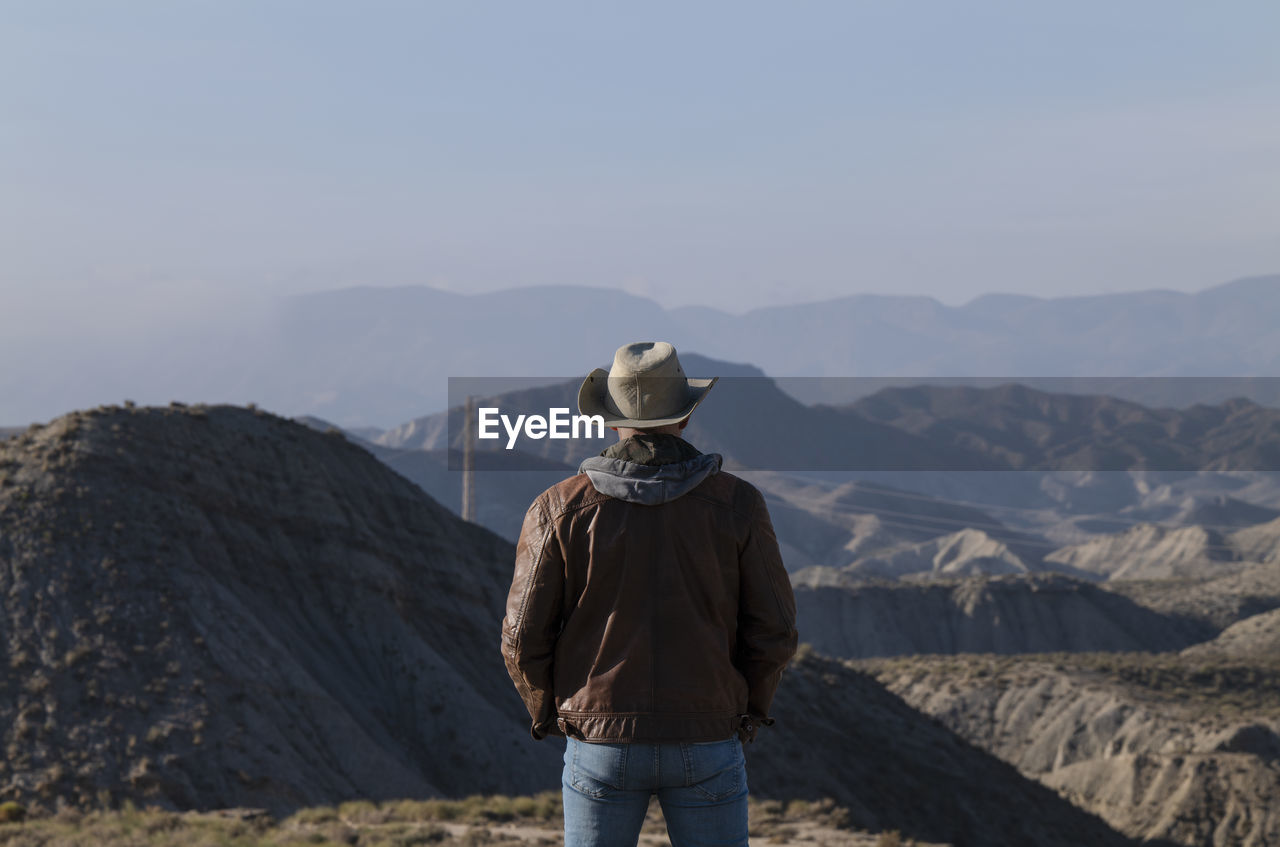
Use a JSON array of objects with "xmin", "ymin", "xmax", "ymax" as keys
[{"xmin": 3, "ymin": 275, "xmax": 1279, "ymax": 428}]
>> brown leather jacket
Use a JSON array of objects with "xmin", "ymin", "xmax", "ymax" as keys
[{"xmin": 501, "ymin": 434, "xmax": 798, "ymax": 743}]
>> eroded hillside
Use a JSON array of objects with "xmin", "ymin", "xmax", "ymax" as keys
[
  {"xmin": 791, "ymin": 573, "xmax": 1214, "ymax": 658},
  {"xmin": 0, "ymin": 403, "xmax": 561, "ymax": 812},
  {"xmin": 753, "ymin": 652, "xmax": 1143, "ymax": 847},
  {"xmin": 861, "ymin": 649, "xmax": 1280, "ymax": 846}
]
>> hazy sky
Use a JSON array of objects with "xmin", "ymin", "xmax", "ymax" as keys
[{"xmin": 3, "ymin": 0, "xmax": 1279, "ymax": 338}]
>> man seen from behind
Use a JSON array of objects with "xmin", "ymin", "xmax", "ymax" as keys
[{"xmin": 501, "ymin": 341, "xmax": 799, "ymax": 847}]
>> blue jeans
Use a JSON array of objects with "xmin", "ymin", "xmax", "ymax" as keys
[{"xmin": 562, "ymin": 736, "xmax": 749, "ymax": 847}]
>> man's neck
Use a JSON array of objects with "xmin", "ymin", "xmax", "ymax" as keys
[{"xmin": 600, "ymin": 432, "xmax": 701, "ymax": 466}]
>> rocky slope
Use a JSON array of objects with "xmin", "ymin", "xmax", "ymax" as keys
[
  {"xmin": 753, "ymin": 652, "xmax": 1151, "ymax": 847},
  {"xmin": 789, "ymin": 573, "xmax": 1213, "ymax": 658},
  {"xmin": 823, "ymin": 528, "xmax": 1038, "ymax": 579},
  {"xmin": 1229, "ymin": 516, "xmax": 1280, "ymax": 565},
  {"xmin": 1105, "ymin": 560, "xmax": 1280, "ymax": 631},
  {"xmin": 862, "ymin": 652, "xmax": 1280, "ymax": 847},
  {"xmin": 1043, "ymin": 523, "xmax": 1239, "ymax": 580},
  {"xmin": 1182, "ymin": 608, "xmax": 1280, "ymax": 660},
  {"xmin": 748, "ymin": 473, "xmax": 1047, "ymax": 570},
  {"xmin": 0, "ymin": 403, "xmax": 561, "ymax": 812}
]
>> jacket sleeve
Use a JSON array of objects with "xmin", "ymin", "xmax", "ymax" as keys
[
  {"xmin": 735, "ymin": 488, "xmax": 799, "ymax": 728},
  {"xmin": 501, "ymin": 494, "xmax": 566, "ymax": 740}
]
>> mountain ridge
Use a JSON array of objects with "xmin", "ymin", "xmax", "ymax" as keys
[{"xmin": 5, "ymin": 275, "xmax": 1280, "ymax": 428}]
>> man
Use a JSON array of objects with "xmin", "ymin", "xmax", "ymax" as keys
[{"xmin": 501, "ymin": 341, "xmax": 799, "ymax": 847}]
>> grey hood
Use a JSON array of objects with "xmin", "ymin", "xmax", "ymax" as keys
[{"xmin": 578, "ymin": 452, "xmax": 724, "ymax": 505}]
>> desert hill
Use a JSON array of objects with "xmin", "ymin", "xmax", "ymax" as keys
[
  {"xmin": 1043, "ymin": 523, "xmax": 1238, "ymax": 580},
  {"xmin": 1182, "ymin": 607, "xmax": 1280, "ymax": 660},
  {"xmin": 789, "ymin": 573, "xmax": 1213, "ymax": 658},
  {"xmin": 748, "ymin": 473, "xmax": 1047, "ymax": 569},
  {"xmin": 0, "ymin": 403, "xmax": 561, "ymax": 812},
  {"xmin": 753, "ymin": 652, "xmax": 1150, "ymax": 847},
  {"xmin": 1106, "ymin": 560, "xmax": 1280, "ymax": 632},
  {"xmin": 1229, "ymin": 516, "xmax": 1280, "ymax": 565},
  {"xmin": 863, "ymin": 652, "xmax": 1280, "ymax": 846},
  {"xmin": 799, "ymin": 527, "xmax": 1057, "ymax": 580}
]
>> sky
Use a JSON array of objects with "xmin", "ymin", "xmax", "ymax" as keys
[{"xmin": 3, "ymin": 0, "xmax": 1279, "ymax": 341}]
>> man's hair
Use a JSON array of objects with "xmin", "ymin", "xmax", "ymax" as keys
[{"xmin": 636, "ymin": 417, "xmax": 690, "ymax": 435}]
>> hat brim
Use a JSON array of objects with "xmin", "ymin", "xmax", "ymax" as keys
[{"xmin": 577, "ymin": 369, "xmax": 718, "ymax": 429}]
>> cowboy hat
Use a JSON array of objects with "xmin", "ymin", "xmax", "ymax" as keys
[{"xmin": 577, "ymin": 341, "xmax": 717, "ymax": 428}]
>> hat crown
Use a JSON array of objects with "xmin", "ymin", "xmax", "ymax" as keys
[
  {"xmin": 606, "ymin": 342, "xmax": 690, "ymax": 422},
  {"xmin": 577, "ymin": 341, "xmax": 716, "ymax": 428}
]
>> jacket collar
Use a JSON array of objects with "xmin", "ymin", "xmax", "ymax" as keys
[{"xmin": 579, "ymin": 434, "xmax": 722, "ymax": 505}]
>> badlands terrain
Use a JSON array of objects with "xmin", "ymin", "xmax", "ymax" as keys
[{"xmin": 2, "ymin": 397, "xmax": 1278, "ymax": 845}]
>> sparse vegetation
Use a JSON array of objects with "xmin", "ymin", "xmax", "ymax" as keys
[
  {"xmin": 0, "ymin": 794, "xmax": 870, "ymax": 846},
  {"xmin": 748, "ymin": 796, "xmax": 852, "ymax": 837}
]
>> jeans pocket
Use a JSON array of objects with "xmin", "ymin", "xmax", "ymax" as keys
[
  {"xmin": 682, "ymin": 738, "xmax": 744, "ymax": 802},
  {"xmin": 569, "ymin": 739, "xmax": 627, "ymax": 799}
]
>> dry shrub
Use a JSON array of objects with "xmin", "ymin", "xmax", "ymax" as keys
[
  {"xmin": 338, "ymin": 799, "xmax": 388, "ymax": 825},
  {"xmin": 286, "ymin": 805, "xmax": 339, "ymax": 825}
]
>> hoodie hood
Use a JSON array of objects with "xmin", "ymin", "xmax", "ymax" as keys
[
  {"xmin": 579, "ymin": 452, "xmax": 723, "ymax": 505},
  {"xmin": 578, "ymin": 434, "xmax": 722, "ymax": 505}
]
